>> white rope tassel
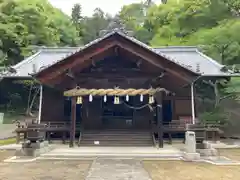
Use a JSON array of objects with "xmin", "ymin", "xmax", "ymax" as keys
[
  {"xmin": 152, "ymin": 96, "xmax": 155, "ymax": 103},
  {"xmin": 126, "ymin": 95, "xmax": 129, "ymax": 102},
  {"xmin": 140, "ymin": 94, "xmax": 144, "ymax": 102},
  {"xmin": 114, "ymin": 96, "xmax": 120, "ymax": 104},
  {"xmin": 149, "ymin": 96, "xmax": 154, "ymax": 104},
  {"xmin": 103, "ymin": 95, "xmax": 107, "ymax": 102},
  {"xmin": 89, "ymin": 94, "xmax": 93, "ymax": 102}
]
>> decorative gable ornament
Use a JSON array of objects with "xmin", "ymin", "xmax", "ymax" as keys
[{"xmin": 100, "ymin": 15, "xmax": 133, "ymax": 37}]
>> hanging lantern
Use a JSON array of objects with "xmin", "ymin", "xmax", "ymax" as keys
[
  {"xmin": 140, "ymin": 94, "xmax": 144, "ymax": 102},
  {"xmin": 149, "ymin": 95, "xmax": 154, "ymax": 104},
  {"xmin": 89, "ymin": 94, "xmax": 93, "ymax": 102},
  {"xmin": 114, "ymin": 96, "xmax": 120, "ymax": 104},
  {"xmin": 77, "ymin": 96, "xmax": 82, "ymax": 104},
  {"xmin": 103, "ymin": 95, "xmax": 107, "ymax": 102},
  {"xmin": 126, "ymin": 95, "xmax": 129, "ymax": 102}
]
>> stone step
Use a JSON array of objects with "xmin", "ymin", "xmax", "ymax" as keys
[
  {"xmin": 80, "ymin": 140, "xmax": 153, "ymax": 144},
  {"xmin": 82, "ymin": 134, "xmax": 151, "ymax": 137},
  {"xmin": 83, "ymin": 131, "xmax": 151, "ymax": 135},
  {"xmin": 81, "ymin": 136, "xmax": 152, "ymax": 140},
  {"xmin": 40, "ymin": 153, "xmax": 183, "ymax": 159},
  {"xmin": 82, "ymin": 133, "xmax": 151, "ymax": 136},
  {"xmin": 79, "ymin": 142, "xmax": 153, "ymax": 146},
  {"xmin": 80, "ymin": 143, "xmax": 153, "ymax": 147},
  {"xmin": 80, "ymin": 145, "xmax": 153, "ymax": 147}
]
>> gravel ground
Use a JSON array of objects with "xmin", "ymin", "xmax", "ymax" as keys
[
  {"xmin": 0, "ymin": 158, "xmax": 92, "ymax": 180},
  {"xmin": 1, "ymin": 149, "xmax": 240, "ymax": 180},
  {"xmin": 218, "ymin": 148, "xmax": 240, "ymax": 161},
  {"xmin": 0, "ymin": 150, "xmax": 15, "ymax": 161},
  {"xmin": 143, "ymin": 160, "xmax": 240, "ymax": 180},
  {"xmin": 86, "ymin": 158, "xmax": 151, "ymax": 180}
]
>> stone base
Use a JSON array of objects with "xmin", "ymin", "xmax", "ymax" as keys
[
  {"xmin": 203, "ymin": 141, "xmax": 212, "ymax": 149},
  {"xmin": 22, "ymin": 141, "xmax": 49, "ymax": 149},
  {"xmin": 15, "ymin": 141, "xmax": 51, "ymax": 157},
  {"xmin": 183, "ymin": 152, "xmax": 200, "ymax": 161},
  {"xmin": 197, "ymin": 148, "xmax": 218, "ymax": 157}
]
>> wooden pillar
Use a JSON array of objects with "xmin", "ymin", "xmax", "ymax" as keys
[
  {"xmin": 156, "ymin": 104, "xmax": 163, "ymax": 148},
  {"xmin": 69, "ymin": 96, "xmax": 77, "ymax": 148},
  {"xmin": 38, "ymin": 84, "xmax": 43, "ymax": 124},
  {"xmin": 155, "ymin": 91, "xmax": 164, "ymax": 148},
  {"xmin": 191, "ymin": 82, "xmax": 196, "ymax": 124}
]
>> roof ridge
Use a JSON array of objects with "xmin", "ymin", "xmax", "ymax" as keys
[
  {"xmin": 39, "ymin": 47, "xmax": 80, "ymax": 52},
  {"xmin": 10, "ymin": 31, "xmax": 236, "ymax": 78},
  {"xmin": 153, "ymin": 46, "xmax": 198, "ymax": 49},
  {"xmin": 195, "ymin": 49, "xmax": 224, "ymax": 68},
  {"xmin": 31, "ymin": 46, "xmax": 199, "ymax": 49},
  {"xmin": 34, "ymin": 31, "xmax": 119, "ymax": 74},
  {"xmin": 33, "ymin": 31, "xmax": 200, "ymax": 75},
  {"xmin": 153, "ymin": 47, "xmax": 198, "ymax": 52},
  {"xmin": 116, "ymin": 31, "xmax": 198, "ymax": 74},
  {"xmin": 39, "ymin": 47, "xmax": 81, "ymax": 50},
  {"xmin": 12, "ymin": 51, "xmax": 42, "ymax": 69}
]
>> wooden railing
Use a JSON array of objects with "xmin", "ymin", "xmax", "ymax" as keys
[
  {"xmin": 151, "ymin": 119, "xmax": 223, "ymax": 144},
  {"xmin": 45, "ymin": 121, "xmax": 70, "ymax": 128},
  {"xmin": 15, "ymin": 121, "xmax": 82, "ymax": 144}
]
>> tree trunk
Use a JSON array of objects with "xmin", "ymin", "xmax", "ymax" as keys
[{"xmin": 26, "ymin": 88, "xmax": 40, "ymax": 117}]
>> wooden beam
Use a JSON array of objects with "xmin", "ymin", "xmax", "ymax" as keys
[
  {"xmin": 37, "ymin": 32, "xmax": 197, "ymax": 86},
  {"xmin": 39, "ymin": 41, "xmax": 117, "ymax": 83},
  {"xmin": 69, "ymin": 96, "xmax": 76, "ymax": 147},
  {"xmin": 115, "ymin": 42, "xmax": 195, "ymax": 83}
]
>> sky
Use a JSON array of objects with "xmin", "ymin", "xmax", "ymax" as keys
[{"xmin": 48, "ymin": 0, "xmax": 162, "ymax": 16}]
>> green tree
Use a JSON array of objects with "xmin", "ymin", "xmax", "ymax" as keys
[
  {"xmin": 223, "ymin": 0, "xmax": 240, "ymax": 16},
  {"xmin": 71, "ymin": 3, "xmax": 82, "ymax": 25},
  {"xmin": 80, "ymin": 8, "xmax": 111, "ymax": 44},
  {"xmin": 118, "ymin": 1, "xmax": 155, "ymax": 44},
  {"xmin": 119, "ymin": 3, "xmax": 146, "ymax": 30},
  {"xmin": 0, "ymin": 0, "xmax": 79, "ymax": 65},
  {"xmin": 189, "ymin": 20, "xmax": 240, "ymax": 65},
  {"xmin": 71, "ymin": 3, "xmax": 84, "ymax": 37}
]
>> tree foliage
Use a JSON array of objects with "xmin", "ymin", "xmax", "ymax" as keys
[
  {"xmin": 0, "ymin": 0, "xmax": 80, "ymax": 66},
  {"xmin": 80, "ymin": 8, "xmax": 112, "ymax": 44}
]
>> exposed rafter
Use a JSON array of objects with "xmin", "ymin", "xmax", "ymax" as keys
[{"xmin": 66, "ymin": 68, "xmax": 75, "ymax": 79}]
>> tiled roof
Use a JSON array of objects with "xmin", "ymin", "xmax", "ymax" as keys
[
  {"xmin": 2, "ymin": 31, "xmax": 238, "ymax": 78},
  {"xmin": 2, "ymin": 47, "xmax": 80, "ymax": 77},
  {"xmin": 153, "ymin": 46, "xmax": 232, "ymax": 76}
]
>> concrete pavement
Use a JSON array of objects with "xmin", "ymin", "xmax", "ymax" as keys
[{"xmin": 0, "ymin": 124, "xmax": 16, "ymax": 140}]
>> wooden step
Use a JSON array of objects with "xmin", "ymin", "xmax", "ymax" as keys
[
  {"xmin": 83, "ymin": 131, "xmax": 150, "ymax": 134},
  {"xmin": 81, "ymin": 137, "xmax": 152, "ymax": 141},
  {"xmin": 80, "ymin": 130, "xmax": 153, "ymax": 147},
  {"xmin": 80, "ymin": 141, "xmax": 153, "ymax": 147}
]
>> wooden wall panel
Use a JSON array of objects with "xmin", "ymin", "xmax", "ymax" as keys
[
  {"xmin": 41, "ymin": 87, "xmax": 65, "ymax": 122},
  {"xmin": 82, "ymin": 97, "xmax": 102, "ymax": 129},
  {"xmin": 174, "ymin": 98, "xmax": 192, "ymax": 117}
]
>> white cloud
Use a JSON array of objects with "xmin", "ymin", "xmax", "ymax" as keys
[{"xmin": 48, "ymin": 0, "xmax": 162, "ymax": 16}]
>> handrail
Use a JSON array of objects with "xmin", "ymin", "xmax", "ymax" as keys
[
  {"xmin": 78, "ymin": 131, "xmax": 82, "ymax": 147},
  {"xmin": 152, "ymin": 133, "xmax": 158, "ymax": 147}
]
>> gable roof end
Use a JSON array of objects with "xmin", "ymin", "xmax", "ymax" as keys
[{"xmin": 2, "ymin": 31, "xmax": 239, "ymax": 78}]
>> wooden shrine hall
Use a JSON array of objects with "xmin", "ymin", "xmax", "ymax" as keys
[{"xmin": 2, "ymin": 31, "xmax": 238, "ymax": 148}]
